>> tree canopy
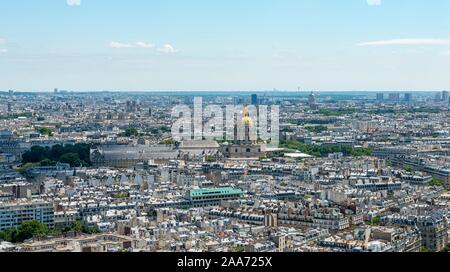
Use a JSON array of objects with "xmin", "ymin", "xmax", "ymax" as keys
[
  {"xmin": 0, "ymin": 220, "xmax": 100, "ymax": 244},
  {"xmin": 119, "ymin": 128, "xmax": 140, "ymax": 137},
  {"xmin": 22, "ymin": 143, "xmax": 92, "ymax": 167},
  {"xmin": 280, "ymin": 140, "xmax": 373, "ymax": 157}
]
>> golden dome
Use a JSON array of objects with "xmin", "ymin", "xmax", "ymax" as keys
[{"xmin": 241, "ymin": 104, "xmax": 253, "ymax": 126}]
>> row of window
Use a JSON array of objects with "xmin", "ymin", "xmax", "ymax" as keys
[{"xmin": 192, "ymin": 194, "xmax": 240, "ymax": 200}]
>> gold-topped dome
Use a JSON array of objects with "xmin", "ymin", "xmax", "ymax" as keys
[{"xmin": 242, "ymin": 104, "xmax": 253, "ymax": 126}]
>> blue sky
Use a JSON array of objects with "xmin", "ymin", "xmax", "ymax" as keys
[{"xmin": 1, "ymin": 0, "xmax": 450, "ymax": 91}]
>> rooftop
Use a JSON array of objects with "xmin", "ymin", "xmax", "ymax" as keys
[{"xmin": 190, "ymin": 187, "xmax": 243, "ymax": 198}]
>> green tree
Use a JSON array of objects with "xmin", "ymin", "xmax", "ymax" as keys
[
  {"xmin": 82, "ymin": 225, "xmax": 100, "ymax": 235},
  {"xmin": 234, "ymin": 245, "xmax": 245, "ymax": 252},
  {"xmin": 279, "ymin": 140, "xmax": 372, "ymax": 158},
  {"xmin": 69, "ymin": 221, "xmax": 83, "ymax": 233},
  {"xmin": 160, "ymin": 126, "xmax": 171, "ymax": 133},
  {"xmin": 50, "ymin": 144, "xmax": 66, "ymax": 161},
  {"xmin": 441, "ymin": 243, "xmax": 450, "ymax": 252},
  {"xmin": 0, "ymin": 220, "xmax": 101, "ymax": 244},
  {"xmin": 421, "ymin": 246, "xmax": 431, "ymax": 253},
  {"xmin": 22, "ymin": 146, "xmax": 50, "ymax": 163},
  {"xmin": 37, "ymin": 127, "xmax": 54, "ymax": 136},
  {"xmin": 0, "ymin": 221, "xmax": 50, "ymax": 243},
  {"xmin": 39, "ymin": 159, "xmax": 57, "ymax": 166},
  {"xmin": 428, "ymin": 177, "xmax": 446, "ymax": 188},
  {"xmin": 0, "ymin": 229, "xmax": 16, "ymax": 242},
  {"xmin": 120, "ymin": 128, "xmax": 139, "ymax": 137},
  {"xmin": 205, "ymin": 156, "xmax": 216, "ymax": 162},
  {"xmin": 22, "ymin": 143, "xmax": 92, "ymax": 167},
  {"xmin": 368, "ymin": 215, "xmax": 381, "ymax": 226},
  {"xmin": 59, "ymin": 153, "xmax": 82, "ymax": 167},
  {"xmin": 160, "ymin": 138, "xmax": 179, "ymax": 146}
]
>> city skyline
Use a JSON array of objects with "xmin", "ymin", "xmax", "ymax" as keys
[{"xmin": 1, "ymin": 0, "xmax": 450, "ymax": 91}]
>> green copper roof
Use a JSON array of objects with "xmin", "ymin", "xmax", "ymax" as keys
[{"xmin": 190, "ymin": 187, "xmax": 243, "ymax": 197}]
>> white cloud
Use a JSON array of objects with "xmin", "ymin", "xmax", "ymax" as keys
[
  {"xmin": 367, "ymin": 0, "xmax": 382, "ymax": 6},
  {"xmin": 109, "ymin": 41, "xmax": 178, "ymax": 53},
  {"xmin": 157, "ymin": 44, "xmax": 177, "ymax": 54},
  {"xmin": 0, "ymin": 49, "xmax": 7, "ymax": 54},
  {"xmin": 0, "ymin": 38, "xmax": 5, "ymax": 44},
  {"xmin": 357, "ymin": 39, "xmax": 450, "ymax": 46},
  {"xmin": 109, "ymin": 41, "xmax": 135, "ymax": 49},
  {"xmin": 135, "ymin": 42, "xmax": 154, "ymax": 49},
  {"xmin": 66, "ymin": 0, "xmax": 81, "ymax": 6},
  {"xmin": 441, "ymin": 51, "xmax": 450, "ymax": 56}
]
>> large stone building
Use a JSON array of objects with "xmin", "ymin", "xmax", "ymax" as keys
[
  {"xmin": 90, "ymin": 145, "xmax": 180, "ymax": 168},
  {"xmin": 416, "ymin": 213, "xmax": 449, "ymax": 252},
  {"xmin": 221, "ymin": 105, "xmax": 262, "ymax": 159}
]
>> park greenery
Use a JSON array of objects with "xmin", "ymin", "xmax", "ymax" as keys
[
  {"xmin": 159, "ymin": 126, "xmax": 171, "ymax": 133},
  {"xmin": 441, "ymin": 243, "xmax": 450, "ymax": 252},
  {"xmin": 36, "ymin": 127, "xmax": 54, "ymax": 136},
  {"xmin": 367, "ymin": 215, "xmax": 381, "ymax": 226},
  {"xmin": 280, "ymin": 140, "xmax": 373, "ymax": 157},
  {"xmin": 21, "ymin": 143, "xmax": 92, "ymax": 167},
  {"xmin": 404, "ymin": 165, "xmax": 414, "ymax": 173},
  {"xmin": 205, "ymin": 155, "xmax": 216, "ymax": 162},
  {"xmin": 16, "ymin": 163, "xmax": 39, "ymax": 174},
  {"xmin": 421, "ymin": 246, "xmax": 431, "ymax": 253},
  {"xmin": 119, "ymin": 126, "xmax": 172, "ymax": 137},
  {"xmin": 159, "ymin": 138, "xmax": 179, "ymax": 146},
  {"xmin": 147, "ymin": 126, "xmax": 171, "ymax": 135},
  {"xmin": 112, "ymin": 192, "xmax": 129, "ymax": 199},
  {"xmin": 233, "ymin": 245, "xmax": 245, "ymax": 252},
  {"xmin": 119, "ymin": 128, "xmax": 140, "ymax": 137},
  {"xmin": 0, "ymin": 220, "xmax": 99, "ymax": 244},
  {"xmin": 428, "ymin": 177, "xmax": 447, "ymax": 188}
]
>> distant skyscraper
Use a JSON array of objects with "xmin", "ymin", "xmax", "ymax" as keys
[
  {"xmin": 7, "ymin": 102, "xmax": 12, "ymax": 112},
  {"xmin": 309, "ymin": 91, "xmax": 318, "ymax": 110},
  {"xmin": 126, "ymin": 100, "xmax": 137, "ymax": 112},
  {"xmin": 376, "ymin": 93, "xmax": 384, "ymax": 101},
  {"xmin": 388, "ymin": 93, "xmax": 400, "ymax": 102},
  {"xmin": 251, "ymin": 94, "xmax": 258, "ymax": 105},
  {"xmin": 434, "ymin": 92, "xmax": 442, "ymax": 102},
  {"xmin": 442, "ymin": 90, "xmax": 449, "ymax": 103},
  {"xmin": 404, "ymin": 93, "xmax": 413, "ymax": 102},
  {"xmin": 95, "ymin": 112, "xmax": 103, "ymax": 121},
  {"xmin": 54, "ymin": 88, "xmax": 58, "ymax": 93}
]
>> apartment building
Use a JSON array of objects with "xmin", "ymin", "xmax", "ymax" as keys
[
  {"xmin": 0, "ymin": 200, "xmax": 54, "ymax": 231},
  {"xmin": 187, "ymin": 187, "xmax": 244, "ymax": 208}
]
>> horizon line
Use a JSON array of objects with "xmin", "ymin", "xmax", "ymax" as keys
[{"xmin": 1, "ymin": 89, "xmax": 448, "ymax": 94}]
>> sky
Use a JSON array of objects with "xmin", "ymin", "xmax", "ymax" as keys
[{"xmin": 0, "ymin": 0, "xmax": 450, "ymax": 92}]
